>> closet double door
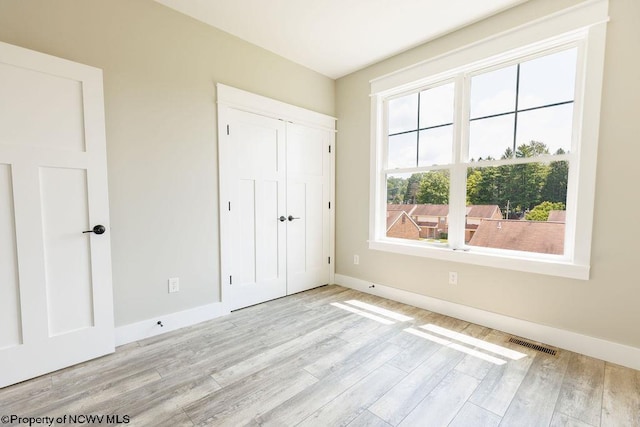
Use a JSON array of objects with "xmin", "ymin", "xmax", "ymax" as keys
[{"xmin": 219, "ymin": 102, "xmax": 333, "ymax": 311}]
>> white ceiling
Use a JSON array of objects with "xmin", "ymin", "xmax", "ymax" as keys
[{"xmin": 155, "ymin": 0, "xmax": 528, "ymax": 79}]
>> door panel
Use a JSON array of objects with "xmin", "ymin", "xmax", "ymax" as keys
[
  {"xmin": 255, "ymin": 180, "xmax": 281, "ymax": 281},
  {"xmin": 236, "ymin": 179, "xmax": 257, "ymax": 285},
  {"xmin": 0, "ymin": 41, "xmax": 113, "ymax": 388},
  {"xmin": 0, "ymin": 62, "xmax": 86, "ymax": 152},
  {"xmin": 286, "ymin": 123, "xmax": 331, "ymax": 294},
  {"xmin": 0, "ymin": 163, "xmax": 22, "ymax": 350},
  {"xmin": 40, "ymin": 167, "xmax": 94, "ymax": 336},
  {"xmin": 224, "ymin": 110, "xmax": 286, "ymax": 310}
]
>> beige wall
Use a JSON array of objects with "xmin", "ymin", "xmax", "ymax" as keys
[
  {"xmin": 1, "ymin": 0, "xmax": 637, "ymax": 351},
  {"xmin": 335, "ymin": 0, "xmax": 640, "ymax": 348},
  {"xmin": 0, "ymin": 0, "xmax": 334, "ymax": 326}
]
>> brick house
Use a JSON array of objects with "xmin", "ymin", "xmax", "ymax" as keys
[
  {"xmin": 411, "ymin": 204, "xmax": 449, "ymax": 239},
  {"xmin": 386, "ymin": 210, "xmax": 421, "ymax": 240},
  {"xmin": 386, "ymin": 204, "xmax": 504, "ymax": 240},
  {"xmin": 465, "ymin": 205, "xmax": 503, "ymax": 242}
]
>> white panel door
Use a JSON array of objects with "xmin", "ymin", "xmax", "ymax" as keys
[
  {"xmin": 220, "ymin": 106, "xmax": 333, "ymax": 310},
  {"xmin": 221, "ymin": 109, "xmax": 287, "ymax": 311},
  {"xmin": 0, "ymin": 42, "xmax": 114, "ymax": 388},
  {"xmin": 286, "ymin": 123, "xmax": 331, "ymax": 294}
]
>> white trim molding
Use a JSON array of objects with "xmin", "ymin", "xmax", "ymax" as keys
[
  {"xmin": 335, "ymin": 274, "xmax": 640, "ymax": 371},
  {"xmin": 216, "ymin": 83, "xmax": 336, "ymax": 132},
  {"xmin": 115, "ymin": 302, "xmax": 229, "ymax": 346}
]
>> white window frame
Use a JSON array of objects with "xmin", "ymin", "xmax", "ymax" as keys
[{"xmin": 369, "ymin": 0, "xmax": 609, "ymax": 280}]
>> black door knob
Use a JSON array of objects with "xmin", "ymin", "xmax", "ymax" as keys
[
  {"xmin": 83, "ymin": 225, "xmax": 106, "ymax": 235},
  {"xmin": 288, "ymin": 215, "xmax": 300, "ymax": 221},
  {"xmin": 279, "ymin": 216, "xmax": 286, "ymax": 222}
]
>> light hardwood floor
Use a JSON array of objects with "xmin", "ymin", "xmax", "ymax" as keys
[{"xmin": 1, "ymin": 285, "xmax": 639, "ymax": 426}]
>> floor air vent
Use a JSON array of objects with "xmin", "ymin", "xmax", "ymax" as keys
[{"xmin": 508, "ymin": 337, "xmax": 557, "ymax": 356}]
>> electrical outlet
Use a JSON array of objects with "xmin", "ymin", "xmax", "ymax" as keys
[
  {"xmin": 354, "ymin": 255, "xmax": 359, "ymax": 265},
  {"xmin": 168, "ymin": 277, "xmax": 180, "ymax": 293},
  {"xmin": 448, "ymin": 272, "xmax": 458, "ymax": 285}
]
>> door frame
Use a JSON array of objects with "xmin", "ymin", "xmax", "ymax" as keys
[{"xmin": 216, "ymin": 84, "xmax": 336, "ymax": 311}]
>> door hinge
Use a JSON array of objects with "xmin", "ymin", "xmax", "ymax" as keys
[
  {"xmin": 328, "ymin": 256, "xmax": 331, "ymax": 264},
  {"xmin": 229, "ymin": 275, "xmax": 232, "ymax": 285},
  {"xmin": 226, "ymin": 124, "xmax": 230, "ymax": 135},
  {"xmin": 228, "ymin": 201, "xmax": 231, "ymax": 211},
  {"xmin": 328, "ymin": 201, "xmax": 331, "ymax": 209},
  {"xmin": 328, "ymin": 145, "xmax": 331, "ymax": 153}
]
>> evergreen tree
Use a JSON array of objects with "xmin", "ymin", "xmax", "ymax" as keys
[
  {"xmin": 403, "ymin": 173, "xmax": 422, "ymax": 204},
  {"xmin": 541, "ymin": 149, "xmax": 568, "ymax": 203}
]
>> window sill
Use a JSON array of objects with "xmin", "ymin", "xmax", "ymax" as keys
[{"xmin": 368, "ymin": 239, "xmax": 589, "ymax": 280}]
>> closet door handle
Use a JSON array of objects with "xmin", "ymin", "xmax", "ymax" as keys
[
  {"xmin": 279, "ymin": 216, "xmax": 287, "ymax": 222},
  {"xmin": 288, "ymin": 215, "xmax": 300, "ymax": 221}
]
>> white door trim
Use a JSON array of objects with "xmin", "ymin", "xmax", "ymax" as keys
[{"xmin": 216, "ymin": 84, "xmax": 336, "ymax": 132}]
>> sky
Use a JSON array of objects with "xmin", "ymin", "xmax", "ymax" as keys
[{"xmin": 387, "ymin": 47, "xmax": 577, "ymax": 169}]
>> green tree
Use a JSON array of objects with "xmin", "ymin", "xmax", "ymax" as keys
[
  {"xmin": 466, "ymin": 169, "xmax": 482, "ymax": 204},
  {"xmin": 468, "ymin": 165, "xmax": 504, "ymax": 206},
  {"xmin": 387, "ymin": 176, "xmax": 408, "ymax": 204},
  {"xmin": 500, "ymin": 141, "xmax": 550, "ymax": 213},
  {"xmin": 417, "ymin": 171, "xmax": 449, "ymax": 204},
  {"xmin": 403, "ymin": 173, "xmax": 422, "ymax": 204},
  {"xmin": 541, "ymin": 149, "xmax": 568, "ymax": 203},
  {"xmin": 525, "ymin": 201, "xmax": 566, "ymax": 221}
]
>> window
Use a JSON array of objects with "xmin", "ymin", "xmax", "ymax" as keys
[{"xmin": 369, "ymin": 1, "xmax": 608, "ymax": 279}]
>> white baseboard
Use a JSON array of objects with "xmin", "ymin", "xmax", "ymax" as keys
[
  {"xmin": 115, "ymin": 302, "xmax": 229, "ymax": 346},
  {"xmin": 335, "ymin": 274, "xmax": 640, "ymax": 371}
]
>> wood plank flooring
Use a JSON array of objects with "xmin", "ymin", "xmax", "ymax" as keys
[{"xmin": 1, "ymin": 285, "xmax": 639, "ymax": 426}]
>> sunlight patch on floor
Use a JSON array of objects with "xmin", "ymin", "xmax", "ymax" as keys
[
  {"xmin": 344, "ymin": 300, "xmax": 413, "ymax": 322},
  {"xmin": 404, "ymin": 327, "xmax": 508, "ymax": 365},
  {"xmin": 420, "ymin": 323, "xmax": 526, "ymax": 360},
  {"xmin": 330, "ymin": 299, "xmax": 414, "ymax": 325},
  {"xmin": 330, "ymin": 302, "xmax": 395, "ymax": 325}
]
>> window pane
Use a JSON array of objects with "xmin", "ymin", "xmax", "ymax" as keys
[
  {"xmin": 470, "ymin": 65, "xmax": 517, "ymax": 119},
  {"xmin": 418, "ymin": 126, "xmax": 453, "ymax": 166},
  {"xmin": 419, "ymin": 83, "xmax": 454, "ymax": 128},
  {"xmin": 468, "ymin": 114, "xmax": 515, "ymax": 161},
  {"xmin": 465, "ymin": 163, "xmax": 568, "ymax": 254},
  {"xmin": 388, "ymin": 93, "xmax": 418, "ymax": 134},
  {"xmin": 386, "ymin": 172, "xmax": 450, "ymax": 241},
  {"xmin": 518, "ymin": 48, "xmax": 577, "ymax": 110},
  {"xmin": 388, "ymin": 132, "xmax": 417, "ymax": 169},
  {"xmin": 516, "ymin": 103, "xmax": 573, "ymax": 155}
]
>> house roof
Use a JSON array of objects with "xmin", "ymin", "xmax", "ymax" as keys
[
  {"xmin": 468, "ymin": 219, "xmax": 565, "ymax": 255},
  {"xmin": 386, "ymin": 204, "xmax": 505, "ymax": 222},
  {"xmin": 412, "ymin": 204, "xmax": 449, "ymax": 217},
  {"xmin": 547, "ymin": 210, "xmax": 566, "ymax": 222},
  {"xmin": 466, "ymin": 205, "xmax": 501, "ymax": 219},
  {"xmin": 387, "ymin": 204, "xmax": 417, "ymax": 214}
]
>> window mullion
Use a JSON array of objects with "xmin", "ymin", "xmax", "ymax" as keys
[{"xmin": 448, "ymin": 74, "xmax": 468, "ymax": 249}]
